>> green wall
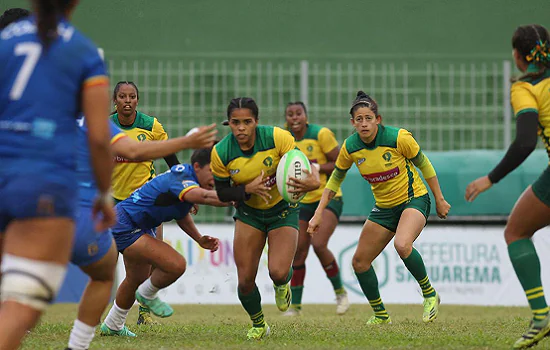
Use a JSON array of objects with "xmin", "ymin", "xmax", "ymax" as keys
[{"xmin": 2, "ymin": 0, "xmax": 549, "ymax": 59}]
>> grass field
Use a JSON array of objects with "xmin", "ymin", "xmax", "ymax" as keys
[{"xmin": 21, "ymin": 303, "xmax": 546, "ymax": 350}]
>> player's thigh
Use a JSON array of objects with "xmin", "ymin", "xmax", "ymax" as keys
[
  {"xmin": 124, "ymin": 234, "xmax": 185, "ymax": 275},
  {"xmin": 294, "ymin": 220, "xmax": 312, "ymax": 261},
  {"xmin": 505, "ymin": 185, "xmax": 550, "ymax": 244},
  {"xmin": 233, "ymin": 220, "xmax": 266, "ymax": 281},
  {"xmin": 4, "ymin": 218, "xmax": 74, "ymax": 264},
  {"xmin": 394, "ymin": 208, "xmax": 427, "ymax": 246},
  {"xmin": 353, "ymin": 220, "xmax": 394, "ymax": 272},
  {"xmin": 267, "ymin": 226, "xmax": 298, "ymax": 273},
  {"xmin": 79, "ymin": 239, "xmax": 118, "ymax": 282},
  {"xmin": 311, "ymin": 207, "xmax": 339, "ymax": 250},
  {"xmin": 121, "ymin": 252, "xmax": 153, "ymax": 286}
]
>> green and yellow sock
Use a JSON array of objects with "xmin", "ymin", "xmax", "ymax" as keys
[
  {"xmin": 355, "ymin": 267, "xmax": 389, "ymax": 319},
  {"xmin": 402, "ymin": 248, "xmax": 436, "ymax": 298},
  {"xmin": 509, "ymin": 239, "xmax": 549, "ymax": 321},
  {"xmin": 238, "ymin": 285, "xmax": 265, "ymax": 327}
]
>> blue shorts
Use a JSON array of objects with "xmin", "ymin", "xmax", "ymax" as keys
[
  {"xmin": 70, "ymin": 206, "xmax": 113, "ymax": 266},
  {"xmin": 112, "ymin": 207, "xmax": 156, "ymax": 253},
  {"xmin": 0, "ymin": 171, "xmax": 77, "ymax": 232}
]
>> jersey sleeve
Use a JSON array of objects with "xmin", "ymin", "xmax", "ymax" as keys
[
  {"xmin": 274, "ymin": 127, "xmax": 296, "ymax": 156},
  {"xmin": 168, "ymin": 165, "xmax": 200, "ymax": 201},
  {"xmin": 396, "ymin": 129, "xmax": 421, "ymax": 159},
  {"xmin": 334, "ymin": 139, "xmax": 354, "ymax": 171},
  {"xmin": 211, "ymin": 146, "xmax": 230, "ymax": 181},
  {"xmin": 109, "ymin": 121, "xmax": 127, "ymax": 144},
  {"xmin": 152, "ymin": 119, "xmax": 169, "ymax": 141},
  {"xmin": 82, "ymin": 46, "xmax": 109, "ymax": 89},
  {"xmin": 318, "ymin": 127, "xmax": 339, "ymax": 154},
  {"xmin": 511, "ymin": 82, "xmax": 538, "ymax": 117}
]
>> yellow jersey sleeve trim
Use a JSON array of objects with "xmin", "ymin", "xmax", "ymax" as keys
[
  {"xmin": 334, "ymin": 140, "xmax": 353, "ymax": 171},
  {"xmin": 110, "ymin": 133, "xmax": 127, "ymax": 145},
  {"xmin": 274, "ymin": 127, "xmax": 296, "ymax": 155},
  {"xmin": 511, "ymin": 82, "xmax": 538, "ymax": 117},
  {"xmin": 178, "ymin": 185, "xmax": 200, "ymax": 201},
  {"xmin": 83, "ymin": 75, "xmax": 109, "ymax": 89},
  {"xmin": 211, "ymin": 147, "xmax": 231, "ymax": 179},
  {"xmin": 318, "ymin": 127, "xmax": 339, "ymax": 154},
  {"xmin": 397, "ymin": 129, "xmax": 421, "ymax": 159}
]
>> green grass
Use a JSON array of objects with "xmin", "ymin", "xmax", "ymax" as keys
[{"xmin": 22, "ymin": 303, "xmax": 542, "ymax": 350}]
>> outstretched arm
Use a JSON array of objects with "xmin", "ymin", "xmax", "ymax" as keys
[{"xmin": 176, "ymin": 214, "xmax": 219, "ymax": 251}]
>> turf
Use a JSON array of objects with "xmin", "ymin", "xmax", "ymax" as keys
[{"xmin": 22, "ymin": 303, "xmax": 543, "ymax": 350}]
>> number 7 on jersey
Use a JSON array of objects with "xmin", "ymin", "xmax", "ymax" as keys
[{"xmin": 10, "ymin": 42, "xmax": 42, "ymax": 101}]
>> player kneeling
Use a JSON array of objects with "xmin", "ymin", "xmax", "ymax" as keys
[{"xmin": 100, "ymin": 149, "xmax": 228, "ymax": 337}]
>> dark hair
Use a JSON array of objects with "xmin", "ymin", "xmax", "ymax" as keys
[
  {"xmin": 223, "ymin": 97, "xmax": 259, "ymax": 125},
  {"xmin": 0, "ymin": 8, "xmax": 31, "ymax": 29},
  {"xmin": 190, "ymin": 148, "xmax": 212, "ymax": 168},
  {"xmin": 286, "ymin": 101, "xmax": 308, "ymax": 115},
  {"xmin": 113, "ymin": 81, "xmax": 140, "ymax": 101},
  {"xmin": 349, "ymin": 91, "xmax": 379, "ymax": 116},
  {"xmin": 512, "ymin": 24, "xmax": 550, "ymax": 81},
  {"xmin": 34, "ymin": 0, "xmax": 72, "ymax": 49}
]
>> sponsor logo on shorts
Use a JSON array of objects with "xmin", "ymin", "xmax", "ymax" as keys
[
  {"xmin": 362, "ymin": 167, "xmax": 400, "ymax": 184},
  {"xmin": 371, "ymin": 207, "xmax": 380, "ymax": 212}
]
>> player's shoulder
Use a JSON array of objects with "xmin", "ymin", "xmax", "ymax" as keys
[
  {"xmin": 213, "ymin": 133, "xmax": 235, "ymax": 165},
  {"xmin": 169, "ymin": 164, "xmax": 196, "ymax": 180},
  {"xmin": 376, "ymin": 125, "xmax": 401, "ymax": 148},
  {"xmin": 342, "ymin": 133, "xmax": 363, "ymax": 154},
  {"xmin": 301, "ymin": 123, "xmax": 324, "ymax": 139},
  {"xmin": 133, "ymin": 111, "xmax": 156, "ymax": 132}
]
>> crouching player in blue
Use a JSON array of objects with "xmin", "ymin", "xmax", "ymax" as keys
[
  {"xmin": 67, "ymin": 118, "xmax": 217, "ymax": 350},
  {"xmin": 100, "ymin": 148, "xmax": 229, "ymax": 337}
]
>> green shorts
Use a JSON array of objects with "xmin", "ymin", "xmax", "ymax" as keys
[
  {"xmin": 368, "ymin": 194, "xmax": 431, "ymax": 233},
  {"xmin": 532, "ymin": 166, "xmax": 550, "ymax": 207},
  {"xmin": 234, "ymin": 200, "xmax": 299, "ymax": 233},
  {"xmin": 299, "ymin": 197, "xmax": 344, "ymax": 222}
]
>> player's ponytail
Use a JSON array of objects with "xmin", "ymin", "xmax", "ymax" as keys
[
  {"xmin": 512, "ymin": 24, "xmax": 550, "ymax": 82},
  {"xmin": 34, "ymin": 0, "xmax": 73, "ymax": 49},
  {"xmin": 349, "ymin": 90, "xmax": 379, "ymax": 116}
]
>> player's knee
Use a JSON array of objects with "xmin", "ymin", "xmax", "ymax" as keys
[
  {"xmin": 293, "ymin": 246, "xmax": 309, "ymax": 264},
  {"xmin": 269, "ymin": 268, "xmax": 289, "ymax": 285},
  {"xmin": 237, "ymin": 280, "xmax": 255, "ymax": 294},
  {"xmin": 166, "ymin": 255, "xmax": 186, "ymax": 278},
  {"xmin": 312, "ymin": 240, "xmax": 329, "ymax": 256},
  {"xmin": 351, "ymin": 253, "xmax": 371, "ymax": 272},
  {"xmin": 394, "ymin": 239, "xmax": 413, "ymax": 258},
  {"xmin": 1, "ymin": 254, "xmax": 67, "ymax": 311}
]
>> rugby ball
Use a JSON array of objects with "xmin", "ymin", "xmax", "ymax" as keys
[{"xmin": 276, "ymin": 149, "xmax": 312, "ymax": 204}]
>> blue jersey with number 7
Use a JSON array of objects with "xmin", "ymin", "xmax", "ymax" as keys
[{"xmin": 0, "ymin": 15, "xmax": 108, "ymax": 169}]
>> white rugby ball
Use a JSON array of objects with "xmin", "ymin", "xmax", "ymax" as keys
[
  {"xmin": 186, "ymin": 127, "xmax": 199, "ymax": 136},
  {"xmin": 276, "ymin": 149, "xmax": 312, "ymax": 204}
]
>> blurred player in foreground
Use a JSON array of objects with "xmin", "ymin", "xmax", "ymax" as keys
[{"xmin": 465, "ymin": 24, "xmax": 550, "ymax": 350}]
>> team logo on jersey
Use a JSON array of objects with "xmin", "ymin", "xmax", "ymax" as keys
[
  {"xmin": 382, "ymin": 152, "xmax": 392, "ymax": 162},
  {"xmin": 263, "ymin": 156, "xmax": 273, "ymax": 167},
  {"xmin": 137, "ymin": 133, "xmax": 146, "ymax": 141},
  {"xmin": 181, "ymin": 180, "xmax": 196, "ymax": 189},
  {"xmin": 230, "ymin": 169, "xmax": 240, "ymax": 175},
  {"xmin": 357, "ymin": 158, "xmax": 366, "ymax": 166}
]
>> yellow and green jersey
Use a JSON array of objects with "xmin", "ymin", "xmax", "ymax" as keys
[
  {"xmin": 110, "ymin": 111, "xmax": 168, "ymax": 201},
  {"xmin": 289, "ymin": 124, "xmax": 343, "ymax": 203},
  {"xmin": 511, "ymin": 65, "xmax": 550, "ymax": 162},
  {"xmin": 332, "ymin": 125, "xmax": 427, "ymax": 208},
  {"xmin": 211, "ymin": 126, "xmax": 295, "ymax": 210}
]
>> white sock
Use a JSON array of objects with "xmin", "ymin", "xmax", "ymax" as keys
[
  {"xmin": 67, "ymin": 319, "xmax": 95, "ymax": 350},
  {"xmin": 104, "ymin": 302, "xmax": 130, "ymax": 331},
  {"xmin": 137, "ymin": 278, "xmax": 160, "ymax": 300}
]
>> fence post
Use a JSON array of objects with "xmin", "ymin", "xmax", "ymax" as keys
[
  {"xmin": 300, "ymin": 60, "xmax": 309, "ymax": 106},
  {"xmin": 503, "ymin": 60, "xmax": 512, "ymax": 148}
]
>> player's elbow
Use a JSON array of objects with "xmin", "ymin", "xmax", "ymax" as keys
[{"xmin": 216, "ymin": 188, "xmax": 236, "ymax": 203}]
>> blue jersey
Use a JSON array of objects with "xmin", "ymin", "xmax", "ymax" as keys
[
  {"xmin": 117, "ymin": 164, "xmax": 199, "ymax": 230},
  {"xmin": 76, "ymin": 117, "xmax": 126, "ymax": 207},
  {"xmin": 0, "ymin": 16, "xmax": 108, "ymax": 170}
]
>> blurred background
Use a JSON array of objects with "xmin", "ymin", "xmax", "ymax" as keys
[{"xmin": 2, "ymin": 0, "xmax": 549, "ymax": 223}]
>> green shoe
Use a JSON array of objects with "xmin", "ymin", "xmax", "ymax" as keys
[
  {"xmin": 274, "ymin": 283, "xmax": 291, "ymax": 312},
  {"xmin": 423, "ymin": 292, "xmax": 440, "ymax": 323},
  {"xmin": 513, "ymin": 315, "xmax": 550, "ymax": 349},
  {"xmin": 99, "ymin": 323, "xmax": 136, "ymax": 337},
  {"xmin": 366, "ymin": 315, "xmax": 392, "ymax": 325},
  {"xmin": 247, "ymin": 323, "xmax": 271, "ymax": 340},
  {"xmin": 137, "ymin": 305, "xmax": 159, "ymax": 325},
  {"xmin": 135, "ymin": 291, "xmax": 173, "ymax": 318}
]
